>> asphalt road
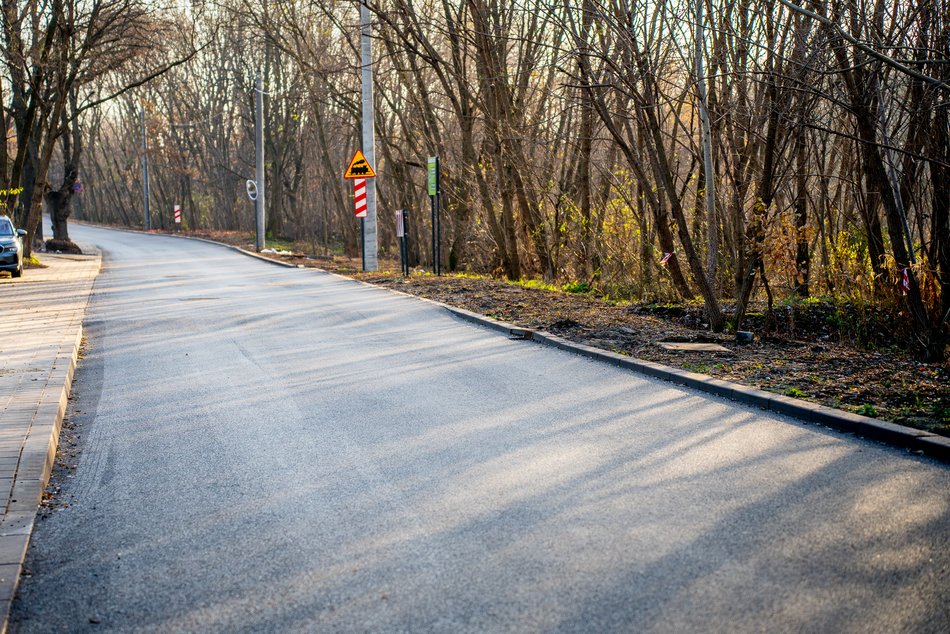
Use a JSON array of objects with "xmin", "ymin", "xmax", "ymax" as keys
[{"xmin": 10, "ymin": 223, "xmax": 950, "ymax": 633}]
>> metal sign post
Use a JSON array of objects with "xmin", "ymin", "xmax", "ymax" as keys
[
  {"xmin": 406, "ymin": 209, "xmax": 412, "ymax": 276},
  {"xmin": 397, "ymin": 209, "xmax": 409, "ymax": 276},
  {"xmin": 427, "ymin": 155, "xmax": 440, "ymax": 275},
  {"xmin": 354, "ymin": 178, "xmax": 368, "ymax": 269}
]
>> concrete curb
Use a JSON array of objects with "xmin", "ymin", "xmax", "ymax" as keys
[
  {"xmin": 78, "ymin": 225, "xmax": 950, "ymax": 464},
  {"xmin": 442, "ymin": 305, "xmax": 950, "ymax": 464}
]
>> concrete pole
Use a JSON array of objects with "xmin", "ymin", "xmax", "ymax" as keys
[
  {"xmin": 141, "ymin": 107, "xmax": 151, "ymax": 230},
  {"xmin": 255, "ymin": 71, "xmax": 266, "ymax": 252},
  {"xmin": 360, "ymin": 0, "xmax": 378, "ymax": 271}
]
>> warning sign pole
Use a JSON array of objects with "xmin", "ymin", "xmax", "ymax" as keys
[
  {"xmin": 353, "ymin": 178, "xmax": 368, "ymax": 217},
  {"xmin": 354, "ymin": 178, "xmax": 368, "ymax": 269},
  {"xmin": 428, "ymin": 155, "xmax": 441, "ymax": 276}
]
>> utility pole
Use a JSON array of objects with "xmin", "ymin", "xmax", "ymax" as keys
[
  {"xmin": 140, "ymin": 106, "xmax": 151, "ymax": 230},
  {"xmin": 254, "ymin": 70, "xmax": 266, "ymax": 252},
  {"xmin": 360, "ymin": 0, "xmax": 378, "ymax": 271}
]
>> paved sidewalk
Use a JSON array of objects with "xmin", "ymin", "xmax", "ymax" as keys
[{"xmin": 0, "ymin": 249, "xmax": 101, "ymax": 630}]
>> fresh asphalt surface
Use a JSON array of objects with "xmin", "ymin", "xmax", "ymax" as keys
[{"xmin": 10, "ymin": 224, "xmax": 950, "ymax": 633}]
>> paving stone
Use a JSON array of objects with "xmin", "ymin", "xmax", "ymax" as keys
[
  {"xmin": 0, "ymin": 535, "xmax": 28, "ymax": 566},
  {"xmin": 656, "ymin": 341, "xmax": 731, "ymax": 352},
  {"xmin": 0, "ymin": 564, "xmax": 21, "ymax": 606}
]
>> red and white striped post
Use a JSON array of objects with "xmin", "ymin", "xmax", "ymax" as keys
[
  {"xmin": 354, "ymin": 179, "xmax": 367, "ymax": 218},
  {"xmin": 174, "ymin": 204, "xmax": 182, "ymax": 231},
  {"xmin": 344, "ymin": 150, "xmax": 375, "ymax": 270}
]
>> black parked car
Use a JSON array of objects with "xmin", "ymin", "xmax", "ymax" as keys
[{"xmin": 0, "ymin": 215, "xmax": 27, "ymax": 278}]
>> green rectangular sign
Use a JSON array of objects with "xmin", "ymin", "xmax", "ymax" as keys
[{"xmin": 427, "ymin": 156, "xmax": 438, "ymax": 196}]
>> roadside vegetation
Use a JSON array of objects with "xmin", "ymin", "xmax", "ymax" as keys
[
  {"xmin": 23, "ymin": 255, "xmax": 47, "ymax": 270},
  {"xmin": 2, "ymin": 3, "xmax": 946, "ymax": 362}
]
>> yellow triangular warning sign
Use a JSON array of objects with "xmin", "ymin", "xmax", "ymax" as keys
[{"xmin": 343, "ymin": 150, "xmax": 376, "ymax": 179}]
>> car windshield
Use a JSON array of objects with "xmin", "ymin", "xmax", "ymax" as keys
[{"xmin": 0, "ymin": 220, "xmax": 13, "ymax": 236}]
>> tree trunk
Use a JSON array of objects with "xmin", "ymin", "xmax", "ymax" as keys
[
  {"xmin": 855, "ymin": 102, "xmax": 942, "ymax": 359},
  {"xmin": 694, "ymin": 0, "xmax": 718, "ymax": 285},
  {"xmin": 639, "ymin": 103, "xmax": 724, "ymax": 330},
  {"xmin": 47, "ymin": 190, "xmax": 71, "ymax": 241},
  {"xmin": 930, "ymin": 104, "xmax": 950, "ymax": 327},
  {"xmin": 793, "ymin": 130, "xmax": 810, "ymax": 297},
  {"xmin": 576, "ymin": 90, "xmax": 594, "ymax": 279},
  {"xmin": 46, "ymin": 89, "xmax": 83, "ymax": 245},
  {"xmin": 734, "ymin": 73, "xmax": 779, "ymax": 333}
]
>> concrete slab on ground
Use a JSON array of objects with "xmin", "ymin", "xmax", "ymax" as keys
[{"xmin": 657, "ymin": 341, "xmax": 731, "ymax": 352}]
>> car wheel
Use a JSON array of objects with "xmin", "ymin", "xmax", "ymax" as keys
[{"xmin": 12, "ymin": 265, "xmax": 21, "ymax": 278}]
